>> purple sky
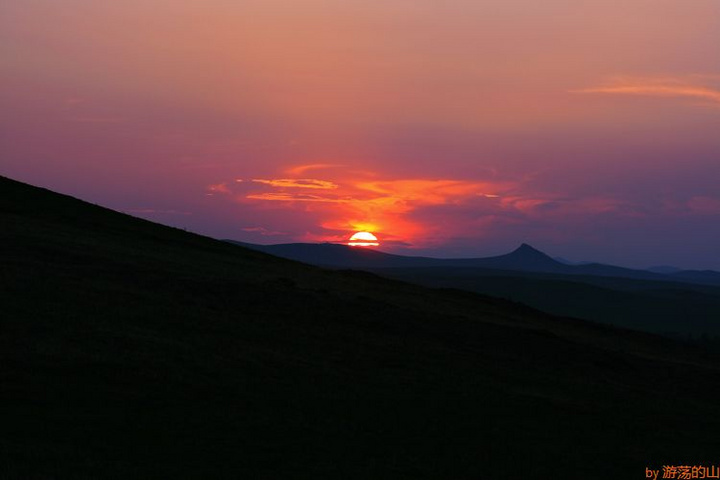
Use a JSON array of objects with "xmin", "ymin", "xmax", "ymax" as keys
[{"xmin": 2, "ymin": 0, "xmax": 719, "ymax": 269}]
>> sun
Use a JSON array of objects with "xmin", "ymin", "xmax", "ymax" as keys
[{"xmin": 348, "ymin": 231, "xmax": 379, "ymax": 247}]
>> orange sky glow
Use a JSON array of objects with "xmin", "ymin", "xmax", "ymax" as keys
[
  {"xmin": 207, "ymin": 164, "xmax": 519, "ymax": 247},
  {"xmin": 2, "ymin": 0, "xmax": 720, "ymax": 268}
]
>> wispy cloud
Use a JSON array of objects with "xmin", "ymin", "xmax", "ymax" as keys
[
  {"xmin": 355, "ymin": 179, "xmax": 506, "ymax": 205},
  {"xmin": 223, "ymin": 172, "xmax": 515, "ymax": 245},
  {"xmin": 206, "ymin": 183, "xmax": 230, "ymax": 195},
  {"xmin": 286, "ymin": 164, "xmax": 345, "ymax": 175},
  {"xmin": 251, "ymin": 178, "xmax": 339, "ymax": 189},
  {"xmin": 577, "ymin": 75, "xmax": 720, "ymax": 107},
  {"xmin": 246, "ymin": 192, "xmax": 349, "ymax": 203},
  {"xmin": 207, "ymin": 165, "xmax": 669, "ymax": 248}
]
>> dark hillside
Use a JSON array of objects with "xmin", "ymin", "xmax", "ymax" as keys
[
  {"xmin": 2, "ymin": 176, "xmax": 719, "ymax": 479},
  {"xmin": 372, "ymin": 267, "xmax": 720, "ymax": 338}
]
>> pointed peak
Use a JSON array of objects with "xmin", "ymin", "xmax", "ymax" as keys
[{"xmin": 513, "ymin": 243, "xmax": 544, "ymax": 255}]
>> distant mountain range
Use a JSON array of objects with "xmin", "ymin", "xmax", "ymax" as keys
[
  {"xmin": 227, "ymin": 240, "xmax": 720, "ymax": 338},
  {"xmin": 225, "ymin": 241, "xmax": 720, "ymax": 287}
]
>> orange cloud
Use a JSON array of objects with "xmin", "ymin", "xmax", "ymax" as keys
[
  {"xmin": 246, "ymin": 192, "xmax": 350, "ymax": 203},
  {"xmin": 235, "ymin": 173, "xmax": 516, "ymax": 246},
  {"xmin": 207, "ymin": 183, "xmax": 230, "ymax": 195},
  {"xmin": 355, "ymin": 179, "xmax": 506, "ymax": 205},
  {"xmin": 251, "ymin": 178, "xmax": 339, "ymax": 189},
  {"xmin": 207, "ymin": 166, "xmax": 669, "ymax": 248},
  {"xmin": 577, "ymin": 76, "xmax": 720, "ymax": 106},
  {"xmin": 501, "ymin": 195, "xmax": 637, "ymax": 218}
]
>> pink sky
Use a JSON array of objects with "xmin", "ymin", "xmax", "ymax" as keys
[{"xmin": 2, "ymin": 0, "xmax": 719, "ymax": 268}]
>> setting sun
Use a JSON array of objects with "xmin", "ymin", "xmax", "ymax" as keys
[{"xmin": 348, "ymin": 231, "xmax": 379, "ymax": 247}]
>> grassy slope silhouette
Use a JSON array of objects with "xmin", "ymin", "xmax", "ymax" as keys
[{"xmin": 2, "ymin": 175, "xmax": 719, "ymax": 479}]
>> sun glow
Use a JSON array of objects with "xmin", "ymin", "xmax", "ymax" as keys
[{"xmin": 348, "ymin": 231, "xmax": 379, "ymax": 247}]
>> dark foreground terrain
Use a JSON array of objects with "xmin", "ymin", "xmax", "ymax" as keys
[{"xmin": 1, "ymin": 175, "xmax": 719, "ymax": 479}]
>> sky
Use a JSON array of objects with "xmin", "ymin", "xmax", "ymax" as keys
[{"xmin": 2, "ymin": 0, "xmax": 719, "ymax": 269}]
